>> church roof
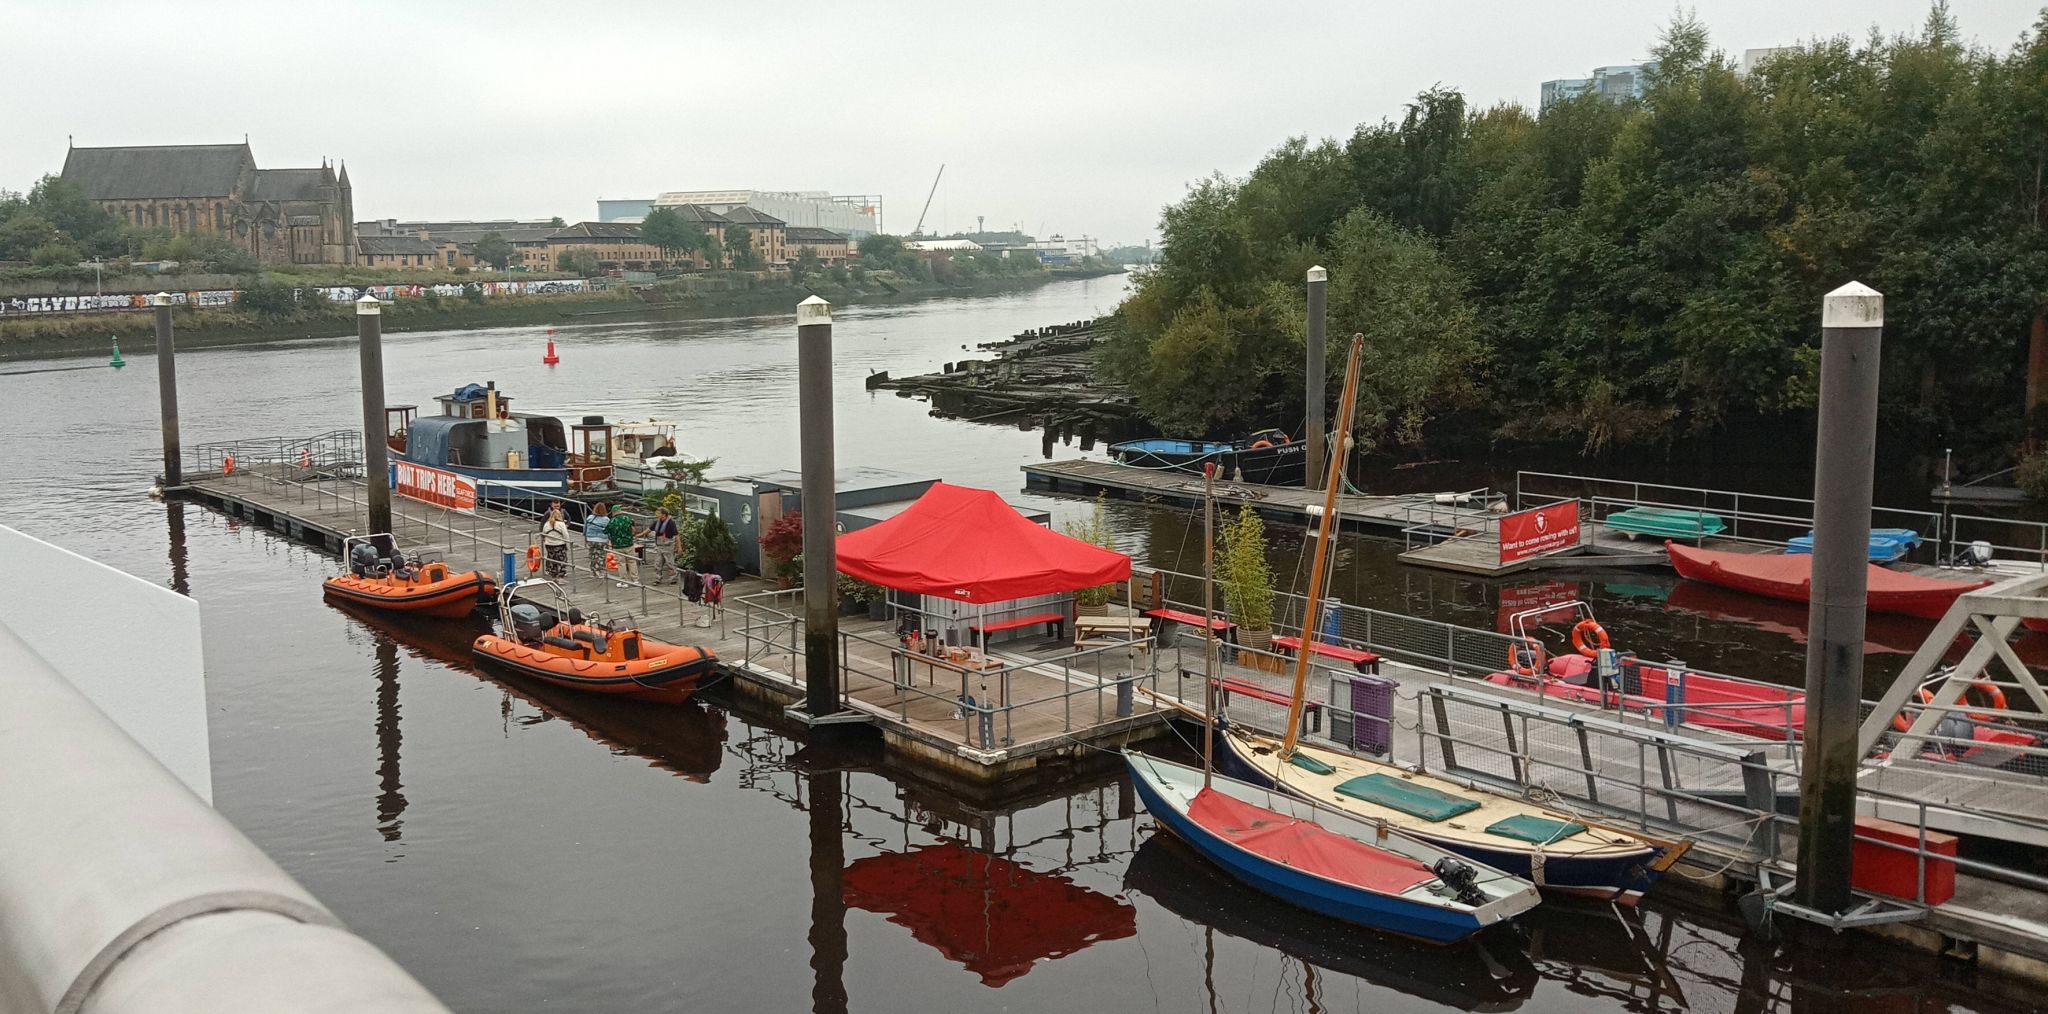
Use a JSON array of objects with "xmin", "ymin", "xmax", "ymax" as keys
[
  {"xmin": 359, "ymin": 235, "xmax": 439, "ymax": 256},
  {"xmin": 719, "ymin": 206, "xmax": 785, "ymax": 227},
  {"xmin": 252, "ymin": 168, "xmax": 331, "ymax": 202},
  {"xmin": 61, "ymin": 143, "xmax": 252, "ymax": 199}
]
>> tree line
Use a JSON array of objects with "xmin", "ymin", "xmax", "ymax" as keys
[
  {"xmin": 1101, "ymin": 5, "xmax": 2048, "ymax": 468},
  {"xmin": 0, "ymin": 175, "xmax": 259, "ymax": 275}
]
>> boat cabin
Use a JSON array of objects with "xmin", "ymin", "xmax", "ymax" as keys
[
  {"xmin": 437, "ymin": 382, "xmax": 511, "ymax": 420},
  {"xmin": 385, "ymin": 404, "xmax": 418, "ymax": 454},
  {"xmin": 567, "ymin": 415, "xmax": 614, "ymax": 487}
]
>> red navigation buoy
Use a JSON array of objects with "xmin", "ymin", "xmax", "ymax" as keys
[{"xmin": 543, "ymin": 338, "xmax": 559, "ymax": 366}]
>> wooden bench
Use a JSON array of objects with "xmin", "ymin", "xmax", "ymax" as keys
[
  {"xmin": 1271, "ymin": 635, "xmax": 1381, "ymax": 674},
  {"xmin": 1210, "ymin": 676, "xmax": 1322, "ymax": 734},
  {"xmin": 969, "ymin": 611, "xmax": 1066, "ymax": 641}
]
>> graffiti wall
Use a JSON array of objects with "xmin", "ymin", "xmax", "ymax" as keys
[{"xmin": 0, "ymin": 278, "xmax": 588, "ymax": 316}]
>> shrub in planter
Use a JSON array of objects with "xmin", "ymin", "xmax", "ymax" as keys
[
  {"xmin": 695, "ymin": 514, "xmax": 739, "ymax": 577},
  {"xmin": 759, "ymin": 512, "xmax": 804, "ymax": 585},
  {"xmin": 1220, "ymin": 502, "xmax": 1275, "ymax": 651},
  {"xmin": 1062, "ymin": 493, "xmax": 1118, "ymax": 614}
]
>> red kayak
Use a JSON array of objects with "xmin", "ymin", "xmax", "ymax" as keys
[{"xmin": 1665, "ymin": 542, "xmax": 1987, "ymax": 620}]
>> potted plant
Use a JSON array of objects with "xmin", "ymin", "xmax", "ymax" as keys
[
  {"xmin": 1063, "ymin": 493, "xmax": 1118, "ymax": 616},
  {"xmin": 759, "ymin": 512, "xmax": 804, "ymax": 588},
  {"xmin": 1220, "ymin": 502, "xmax": 1276, "ymax": 658},
  {"xmin": 695, "ymin": 514, "xmax": 740, "ymax": 580},
  {"xmin": 837, "ymin": 574, "xmax": 889, "ymax": 619}
]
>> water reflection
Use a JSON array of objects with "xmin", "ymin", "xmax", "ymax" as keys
[
  {"xmin": 806, "ymin": 763, "xmax": 849, "ymax": 1014},
  {"xmin": 164, "ymin": 500, "xmax": 190, "ymax": 596},
  {"xmin": 372, "ymin": 632, "xmax": 407, "ymax": 842}
]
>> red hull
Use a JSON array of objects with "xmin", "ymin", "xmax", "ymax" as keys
[
  {"xmin": 1665, "ymin": 542, "xmax": 1986, "ymax": 620},
  {"xmin": 1486, "ymin": 665, "xmax": 1805, "ymax": 740},
  {"xmin": 323, "ymin": 572, "xmax": 495, "ymax": 618},
  {"xmin": 473, "ymin": 632, "xmax": 715, "ymax": 704}
]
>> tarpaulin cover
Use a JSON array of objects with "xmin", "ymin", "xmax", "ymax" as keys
[
  {"xmin": 1666, "ymin": 541, "xmax": 1988, "ymax": 620},
  {"xmin": 1483, "ymin": 814, "xmax": 1586, "ymax": 845},
  {"xmin": 1333, "ymin": 773, "xmax": 1481, "ymax": 823},
  {"xmin": 401, "ymin": 416, "xmax": 475, "ymax": 467},
  {"xmin": 1186, "ymin": 788, "xmax": 1435, "ymax": 895},
  {"xmin": 841, "ymin": 842, "xmax": 1136, "ymax": 987},
  {"xmin": 835, "ymin": 482, "xmax": 1130, "ymax": 603}
]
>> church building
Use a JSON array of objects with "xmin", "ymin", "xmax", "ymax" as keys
[{"xmin": 59, "ymin": 141, "xmax": 358, "ymax": 266}]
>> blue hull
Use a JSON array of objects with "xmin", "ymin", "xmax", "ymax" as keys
[
  {"xmin": 1128, "ymin": 760, "xmax": 1487, "ymax": 943},
  {"xmin": 1214, "ymin": 739, "xmax": 1660, "ymax": 901}
]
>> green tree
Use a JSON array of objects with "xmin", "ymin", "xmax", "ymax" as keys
[
  {"xmin": 638, "ymin": 207, "xmax": 691, "ymax": 264},
  {"xmin": 723, "ymin": 225, "xmax": 758, "ymax": 269},
  {"xmin": 856, "ymin": 233, "xmax": 909, "ymax": 272},
  {"xmin": 549, "ymin": 216, "xmax": 566, "ymax": 228},
  {"xmin": 473, "ymin": 231, "xmax": 513, "ymax": 270},
  {"xmin": 0, "ymin": 213, "xmax": 59, "ymax": 261},
  {"xmin": 791, "ymin": 245, "xmax": 821, "ymax": 283},
  {"xmin": 29, "ymin": 241, "xmax": 81, "ymax": 267}
]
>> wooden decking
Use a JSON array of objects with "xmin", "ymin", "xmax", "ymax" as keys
[{"xmin": 177, "ymin": 466, "xmax": 1175, "ymax": 781}]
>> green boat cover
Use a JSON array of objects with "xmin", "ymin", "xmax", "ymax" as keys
[
  {"xmin": 1603, "ymin": 507, "xmax": 1727, "ymax": 539},
  {"xmin": 1289, "ymin": 752, "xmax": 1337, "ymax": 776},
  {"xmin": 1483, "ymin": 813, "xmax": 1587, "ymax": 844},
  {"xmin": 1333, "ymin": 773, "xmax": 1480, "ymax": 822}
]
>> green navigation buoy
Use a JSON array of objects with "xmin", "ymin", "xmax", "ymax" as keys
[{"xmin": 109, "ymin": 337, "xmax": 126, "ymax": 369}]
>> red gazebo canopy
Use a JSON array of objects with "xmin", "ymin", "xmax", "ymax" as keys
[
  {"xmin": 842, "ymin": 842, "xmax": 1137, "ymax": 987},
  {"xmin": 836, "ymin": 482, "xmax": 1129, "ymax": 604}
]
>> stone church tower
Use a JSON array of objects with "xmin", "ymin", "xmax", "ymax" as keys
[{"xmin": 61, "ymin": 140, "xmax": 358, "ymax": 266}]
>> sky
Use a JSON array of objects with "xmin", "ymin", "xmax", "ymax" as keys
[{"xmin": 2, "ymin": 1, "xmax": 2041, "ymax": 246}]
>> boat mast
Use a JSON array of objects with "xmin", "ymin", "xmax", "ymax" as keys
[
  {"xmin": 1280, "ymin": 334, "xmax": 1365, "ymax": 759},
  {"xmin": 1202, "ymin": 459, "xmax": 1217, "ymax": 788}
]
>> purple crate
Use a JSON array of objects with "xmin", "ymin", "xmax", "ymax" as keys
[{"xmin": 1347, "ymin": 672, "xmax": 1397, "ymax": 754}]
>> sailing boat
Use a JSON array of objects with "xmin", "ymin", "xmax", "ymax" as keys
[
  {"xmin": 1212, "ymin": 354, "xmax": 1685, "ymax": 905},
  {"xmin": 1125, "ymin": 334, "xmax": 1540, "ymax": 944}
]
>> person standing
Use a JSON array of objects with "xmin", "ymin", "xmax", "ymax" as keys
[
  {"xmin": 540, "ymin": 503, "xmax": 571, "ymax": 578},
  {"xmin": 605, "ymin": 504, "xmax": 639, "ymax": 585},
  {"xmin": 584, "ymin": 503, "xmax": 611, "ymax": 576},
  {"xmin": 648, "ymin": 506, "xmax": 680, "ymax": 584}
]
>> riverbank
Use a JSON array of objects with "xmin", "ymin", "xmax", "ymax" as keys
[{"xmin": 0, "ymin": 269, "xmax": 1090, "ymax": 360}]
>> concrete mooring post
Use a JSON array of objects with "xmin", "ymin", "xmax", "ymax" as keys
[
  {"xmin": 797, "ymin": 295, "xmax": 842, "ymax": 718},
  {"xmin": 153, "ymin": 292, "xmax": 181, "ymax": 487},
  {"xmin": 1795, "ymin": 280, "xmax": 1883, "ymax": 914},
  {"xmin": 357, "ymin": 295, "xmax": 393, "ymax": 536},
  {"xmin": 1304, "ymin": 266, "xmax": 1327, "ymax": 490}
]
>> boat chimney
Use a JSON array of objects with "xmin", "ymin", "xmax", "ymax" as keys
[
  {"xmin": 485, "ymin": 381, "xmax": 498, "ymax": 421},
  {"xmin": 1796, "ymin": 280, "xmax": 1883, "ymax": 915}
]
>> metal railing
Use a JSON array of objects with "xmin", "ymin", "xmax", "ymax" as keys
[
  {"xmin": 185, "ymin": 436, "xmax": 732, "ymax": 635},
  {"xmin": 734, "ymin": 590, "xmax": 1157, "ymax": 751}
]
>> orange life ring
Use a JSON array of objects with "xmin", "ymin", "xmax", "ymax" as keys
[
  {"xmin": 1507, "ymin": 636, "xmax": 1544, "ymax": 677},
  {"xmin": 1250, "ymin": 439, "xmax": 1274, "ymax": 450},
  {"xmin": 1571, "ymin": 619, "xmax": 1610, "ymax": 658},
  {"xmin": 1893, "ymin": 688, "xmax": 1937, "ymax": 733},
  {"xmin": 527, "ymin": 544, "xmax": 541, "ymax": 574},
  {"xmin": 223, "ymin": 454, "xmax": 236, "ymax": 476},
  {"xmin": 298, "ymin": 448, "xmax": 312, "ymax": 468},
  {"xmin": 606, "ymin": 551, "xmax": 619, "ymax": 571},
  {"xmin": 1964, "ymin": 681, "xmax": 2006, "ymax": 722}
]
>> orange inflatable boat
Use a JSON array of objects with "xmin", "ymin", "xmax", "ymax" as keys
[
  {"xmin": 473, "ymin": 580, "xmax": 717, "ymax": 704},
  {"xmin": 323, "ymin": 537, "xmax": 495, "ymax": 619}
]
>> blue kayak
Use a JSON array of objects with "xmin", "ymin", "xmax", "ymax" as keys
[{"xmin": 1785, "ymin": 528, "xmax": 1919, "ymax": 564}]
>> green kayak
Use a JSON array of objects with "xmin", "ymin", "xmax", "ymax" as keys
[{"xmin": 1603, "ymin": 506, "xmax": 1726, "ymax": 540}]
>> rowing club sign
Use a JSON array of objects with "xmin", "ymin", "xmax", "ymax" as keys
[{"xmin": 1498, "ymin": 501, "xmax": 1581, "ymax": 564}]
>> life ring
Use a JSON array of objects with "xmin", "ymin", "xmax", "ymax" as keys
[
  {"xmin": 605, "ymin": 551, "xmax": 619, "ymax": 571},
  {"xmin": 527, "ymin": 544, "xmax": 541, "ymax": 574},
  {"xmin": 1892, "ymin": 688, "xmax": 1937, "ymax": 733},
  {"xmin": 223, "ymin": 454, "xmax": 236, "ymax": 476},
  {"xmin": 1964, "ymin": 681, "xmax": 2006, "ymax": 721},
  {"xmin": 1250, "ymin": 439, "xmax": 1275, "ymax": 450},
  {"xmin": 1508, "ymin": 637, "xmax": 1544, "ymax": 677},
  {"xmin": 1571, "ymin": 619, "xmax": 1610, "ymax": 658},
  {"xmin": 297, "ymin": 448, "xmax": 312, "ymax": 468}
]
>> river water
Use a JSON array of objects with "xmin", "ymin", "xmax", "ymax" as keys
[{"xmin": 0, "ymin": 277, "xmax": 2028, "ymax": 1012}]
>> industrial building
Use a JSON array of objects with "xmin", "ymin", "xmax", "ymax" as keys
[{"xmin": 599, "ymin": 190, "xmax": 880, "ymax": 239}]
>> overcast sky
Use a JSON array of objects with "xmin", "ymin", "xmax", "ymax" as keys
[{"xmin": 2, "ymin": 1, "xmax": 2040, "ymax": 244}]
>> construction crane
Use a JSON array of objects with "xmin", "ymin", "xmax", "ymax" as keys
[{"xmin": 912, "ymin": 164, "xmax": 945, "ymax": 236}]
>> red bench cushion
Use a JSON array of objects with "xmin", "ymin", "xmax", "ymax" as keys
[
  {"xmin": 1271, "ymin": 636, "xmax": 1377, "ymax": 663},
  {"xmin": 1146, "ymin": 608, "xmax": 1236, "ymax": 630},
  {"xmin": 976, "ymin": 612, "xmax": 1065, "ymax": 633}
]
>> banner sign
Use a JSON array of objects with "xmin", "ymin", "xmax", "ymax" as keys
[
  {"xmin": 394, "ymin": 461, "xmax": 477, "ymax": 514},
  {"xmin": 1498, "ymin": 501, "xmax": 1581, "ymax": 564}
]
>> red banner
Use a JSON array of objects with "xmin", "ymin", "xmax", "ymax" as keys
[
  {"xmin": 395, "ymin": 461, "xmax": 477, "ymax": 514},
  {"xmin": 1499, "ymin": 501, "xmax": 1581, "ymax": 564}
]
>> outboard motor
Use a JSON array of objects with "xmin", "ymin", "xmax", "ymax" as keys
[
  {"xmin": 349, "ymin": 542, "xmax": 380, "ymax": 578},
  {"xmin": 1432, "ymin": 857, "xmax": 1488, "ymax": 907},
  {"xmin": 509, "ymin": 603, "xmax": 546, "ymax": 644}
]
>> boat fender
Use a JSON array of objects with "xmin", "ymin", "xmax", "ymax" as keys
[{"xmin": 1571, "ymin": 619, "xmax": 1610, "ymax": 658}]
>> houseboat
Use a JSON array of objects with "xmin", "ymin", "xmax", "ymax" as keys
[{"xmin": 387, "ymin": 382, "xmax": 616, "ymax": 504}]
